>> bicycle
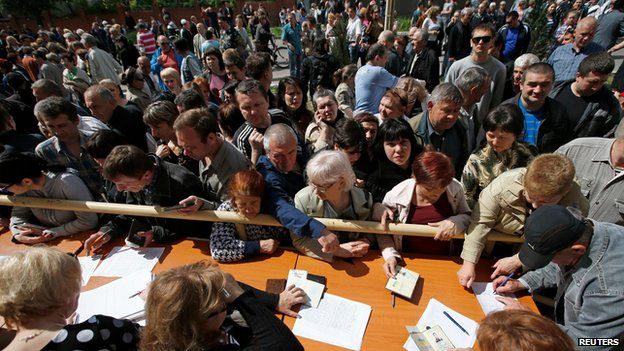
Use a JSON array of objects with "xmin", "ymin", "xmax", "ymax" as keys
[{"xmin": 270, "ymin": 40, "xmax": 289, "ymax": 69}]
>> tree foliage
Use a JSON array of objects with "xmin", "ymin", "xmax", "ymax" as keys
[
  {"xmin": 0, "ymin": 0, "xmax": 57, "ymax": 24},
  {"xmin": 525, "ymin": 0, "xmax": 552, "ymax": 59}
]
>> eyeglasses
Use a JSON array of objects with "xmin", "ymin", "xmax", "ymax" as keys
[
  {"xmin": 311, "ymin": 182, "xmax": 335, "ymax": 193},
  {"xmin": 472, "ymin": 36, "xmax": 492, "ymax": 43}
]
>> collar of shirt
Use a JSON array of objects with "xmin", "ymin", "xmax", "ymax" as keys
[
  {"xmin": 426, "ymin": 114, "xmax": 446, "ymax": 137},
  {"xmin": 53, "ymin": 130, "xmax": 90, "ymax": 154},
  {"xmin": 201, "ymin": 138, "xmax": 227, "ymax": 175},
  {"xmin": 592, "ymin": 138, "xmax": 616, "ymax": 164}
]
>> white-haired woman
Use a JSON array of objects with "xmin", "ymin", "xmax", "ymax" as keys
[
  {"xmin": 160, "ymin": 67, "xmax": 182, "ymax": 96},
  {"xmin": 0, "ymin": 247, "xmax": 140, "ymax": 350},
  {"xmin": 293, "ymin": 150, "xmax": 376, "ymax": 261}
]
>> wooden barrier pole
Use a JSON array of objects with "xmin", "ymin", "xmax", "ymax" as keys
[{"xmin": 0, "ymin": 195, "xmax": 524, "ymax": 243}]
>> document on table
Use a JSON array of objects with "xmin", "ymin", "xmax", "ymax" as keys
[
  {"xmin": 403, "ymin": 298, "xmax": 478, "ymax": 351},
  {"xmin": 92, "ymin": 246, "xmax": 164, "ymax": 277},
  {"xmin": 293, "ymin": 293, "xmax": 371, "ymax": 351},
  {"xmin": 78, "ymin": 255, "xmax": 101, "ymax": 287},
  {"xmin": 76, "ymin": 269, "xmax": 152, "ymax": 323},
  {"xmin": 286, "ymin": 269, "xmax": 325, "ymax": 308},
  {"xmin": 471, "ymin": 281, "xmax": 516, "ymax": 315}
]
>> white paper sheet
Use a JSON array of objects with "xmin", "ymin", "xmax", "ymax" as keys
[
  {"xmin": 75, "ymin": 269, "xmax": 152, "ymax": 323},
  {"xmin": 92, "ymin": 246, "xmax": 164, "ymax": 277},
  {"xmin": 78, "ymin": 255, "xmax": 101, "ymax": 287},
  {"xmin": 404, "ymin": 298, "xmax": 478, "ymax": 350},
  {"xmin": 293, "ymin": 293, "xmax": 371, "ymax": 351},
  {"xmin": 472, "ymin": 282, "xmax": 516, "ymax": 315}
]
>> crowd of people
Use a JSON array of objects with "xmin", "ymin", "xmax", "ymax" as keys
[{"xmin": 1, "ymin": 0, "xmax": 624, "ymax": 349}]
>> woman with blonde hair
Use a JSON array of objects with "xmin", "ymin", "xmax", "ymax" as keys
[
  {"xmin": 160, "ymin": 67, "xmax": 182, "ymax": 95},
  {"xmin": 0, "ymin": 247, "xmax": 140, "ymax": 350},
  {"xmin": 141, "ymin": 261, "xmax": 305, "ymax": 351},
  {"xmin": 422, "ymin": 6, "xmax": 443, "ymax": 56}
]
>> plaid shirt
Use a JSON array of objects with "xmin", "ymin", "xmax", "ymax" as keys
[
  {"xmin": 547, "ymin": 42, "xmax": 605, "ymax": 82},
  {"xmin": 35, "ymin": 131, "xmax": 103, "ymax": 196}
]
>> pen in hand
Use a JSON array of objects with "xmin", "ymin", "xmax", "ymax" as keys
[{"xmin": 495, "ymin": 272, "xmax": 515, "ymax": 294}]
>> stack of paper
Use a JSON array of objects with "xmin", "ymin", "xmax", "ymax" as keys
[
  {"xmin": 403, "ymin": 298, "xmax": 478, "ymax": 351},
  {"xmin": 286, "ymin": 269, "xmax": 325, "ymax": 308},
  {"xmin": 78, "ymin": 255, "xmax": 101, "ymax": 287},
  {"xmin": 76, "ymin": 269, "xmax": 152, "ymax": 324},
  {"xmin": 93, "ymin": 246, "xmax": 164, "ymax": 277},
  {"xmin": 293, "ymin": 293, "xmax": 372, "ymax": 351},
  {"xmin": 471, "ymin": 282, "xmax": 516, "ymax": 315}
]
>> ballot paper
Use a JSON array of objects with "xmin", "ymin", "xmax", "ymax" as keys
[
  {"xmin": 76, "ymin": 269, "xmax": 152, "ymax": 323},
  {"xmin": 472, "ymin": 282, "xmax": 516, "ymax": 315},
  {"xmin": 78, "ymin": 255, "xmax": 101, "ymax": 287},
  {"xmin": 92, "ymin": 246, "xmax": 164, "ymax": 277},
  {"xmin": 293, "ymin": 293, "xmax": 372, "ymax": 351},
  {"xmin": 286, "ymin": 269, "xmax": 325, "ymax": 308},
  {"xmin": 403, "ymin": 298, "xmax": 478, "ymax": 351}
]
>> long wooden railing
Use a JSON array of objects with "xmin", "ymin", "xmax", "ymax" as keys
[{"xmin": 0, "ymin": 195, "xmax": 524, "ymax": 243}]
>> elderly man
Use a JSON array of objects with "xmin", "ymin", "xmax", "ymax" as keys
[
  {"xmin": 354, "ymin": 43, "xmax": 400, "ymax": 114},
  {"xmin": 150, "ymin": 35, "xmax": 182, "ymax": 91},
  {"xmin": 548, "ymin": 16, "xmax": 605, "ymax": 83},
  {"xmin": 405, "ymin": 28, "xmax": 439, "ymax": 92},
  {"xmin": 84, "ymin": 85, "xmax": 148, "ymax": 152},
  {"xmin": 447, "ymin": 24, "xmax": 507, "ymax": 121},
  {"xmin": 232, "ymin": 79, "xmax": 303, "ymax": 164},
  {"xmin": 81, "ymin": 33, "xmax": 123, "ymax": 84},
  {"xmin": 378, "ymin": 30, "xmax": 402, "ymax": 77},
  {"xmin": 503, "ymin": 53, "xmax": 539, "ymax": 100},
  {"xmin": 137, "ymin": 56, "xmax": 161, "ymax": 98},
  {"xmin": 409, "ymin": 83, "xmax": 468, "ymax": 177},
  {"xmin": 376, "ymin": 88, "xmax": 409, "ymax": 124},
  {"xmin": 256, "ymin": 123, "xmax": 340, "ymax": 254},
  {"xmin": 174, "ymin": 107, "xmax": 250, "ymax": 210},
  {"xmin": 492, "ymin": 205, "xmax": 624, "ymax": 350},
  {"xmin": 447, "ymin": 8, "xmax": 474, "ymax": 64},
  {"xmin": 550, "ymin": 52, "xmax": 621, "ymax": 140},
  {"xmin": 455, "ymin": 67, "xmax": 491, "ymax": 151},
  {"xmin": 193, "ymin": 22, "xmax": 207, "ymax": 58},
  {"xmin": 503, "ymin": 62, "xmax": 572, "ymax": 153},
  {"xmin": 34, "ymin": 97, "xmax": 103, "ymax": 196}
]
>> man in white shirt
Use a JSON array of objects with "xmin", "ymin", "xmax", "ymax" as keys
[{"xmin": 346, "ymin": 5, "xmax": 362, "ymax": 64}]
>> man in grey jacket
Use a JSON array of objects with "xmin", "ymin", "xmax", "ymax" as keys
[{"xmin": 493, "ymin": 205, "xmax": 624, "ymax": 350}]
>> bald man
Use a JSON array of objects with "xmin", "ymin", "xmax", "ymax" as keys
[{"xmin": 547, "ymin": 16, "xmax": 605, "ymax": 82}]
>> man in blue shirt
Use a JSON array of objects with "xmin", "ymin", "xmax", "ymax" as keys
[
  {"xmin": 502, "ymin": 62, "xmax": 572, "ymax": 152},
  {"xmin": 548, "ymin": 16, "xmax": 605, "ymax": 82},
  {"xmin": 256, "ymin": 123, "xmax": 340, "ymax": 254},
  {"xmin": 282, "ymin": 12, "xmax": 303, "ymax": 78},
  {"xmin": 498, "ymin": 11, "xmax": 531, "ymax": 61},
  {"xmin": 354, "ymin": 43, "xmax": 400, "ymax": 114}
]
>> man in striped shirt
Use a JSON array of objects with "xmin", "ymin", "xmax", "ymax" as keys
[{"xmin": 136, "ymin": 23, "xmax": 156, "ymax": 59}]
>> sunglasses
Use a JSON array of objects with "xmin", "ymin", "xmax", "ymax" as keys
[{"xmin": 472, "ymin": 36, "xmax": 492, "ymax": 43}]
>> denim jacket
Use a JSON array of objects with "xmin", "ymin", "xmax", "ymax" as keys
[{"xmin": 520, "ymin": 221, "xmax": 624, "ymax": 350}]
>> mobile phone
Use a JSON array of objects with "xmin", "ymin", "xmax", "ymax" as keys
[
  {"xmin": 124, "ymin": 219, "xmax": 150, "ymax": 248},
  {"xmin": 161, "ymin": 201, "xmax": 194, "ymax": 212}
]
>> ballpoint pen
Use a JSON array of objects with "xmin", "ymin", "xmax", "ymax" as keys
[
  {"xmin": 392, "ymin": 292, "xmax": 396, "ymax": 308},
  {"xmin": 443, "ymin": 311, "xmax": 469, "ymax": 335},
  {"xmin": 497, "ymin": 272, "xmax": 515, "ymax": 292}
]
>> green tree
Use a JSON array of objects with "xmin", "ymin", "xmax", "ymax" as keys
[
  {"xmin": 0, "ymin": 0, "xmax": 57, "ymax": 25},
  {"xmin": 525, "ymin": 0, "xmax": 552, "ymax": 59}
]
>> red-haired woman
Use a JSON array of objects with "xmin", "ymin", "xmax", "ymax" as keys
[
  {"xmin": 210, "ymin": 170, "xmax": 285, "ymax": 262},
  {"xmin": 376, "ymin": 151, "xmax": 471, "ymax": 277}
]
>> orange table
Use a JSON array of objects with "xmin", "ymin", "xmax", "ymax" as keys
[
  {"xmin": 286, "ymin": 251, "xmax": 538, "ymax": 351},
  {"xmin": 0, "ymin": 228, "xmax": 88, "ymax": 256}
]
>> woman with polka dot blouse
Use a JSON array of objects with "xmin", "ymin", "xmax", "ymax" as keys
[{"xmin": 0, "ymin": 247, "xmax": 141, "ymax": 350}]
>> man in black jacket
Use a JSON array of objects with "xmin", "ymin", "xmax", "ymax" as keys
[
  {"xmin": 405, "ymin": 28, "xmax": 439, "ymax": 92},
  {"xmin": 84, "ymin": 85, "xmax": 149, "ymax": 152},
  {"xmin": 498, "ymin": 11, "xmax": 531, "ymax": 61},
  {"xmin": 502, "ymin": 62, "xmax": 572, "ymax": 153},
  {"xmin": 84, "ymin": 145, "xmax": 207, "ymax": 253},
  {"xmin": 448, "ymin": 8, "xmax": 473, "ymax": 65},
  {"xmin": 550, "ymin": 52, "xmax": 621, "ymax": 140}
]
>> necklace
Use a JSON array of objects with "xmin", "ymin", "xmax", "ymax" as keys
[{"xmin": 18, "ymin": 329, "xmax": 45, "ymax": 342}]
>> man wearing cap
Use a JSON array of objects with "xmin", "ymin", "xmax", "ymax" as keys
[{"xmin": 493, "ymin": 204, "xmax": 624, "ymax": 350}]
